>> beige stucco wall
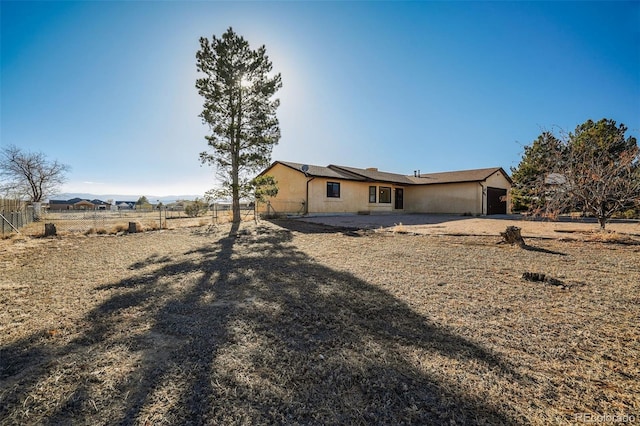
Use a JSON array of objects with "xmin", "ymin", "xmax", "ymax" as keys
[
  {"xmin": 256, "ymin": 163, "xmax": 307, "ymax": 215},
  {"xmin": 484, "ymin": 171, "xmax": 509, "ymax": 189},
  {"xmin": 307, "ymin": 180, "xmax": 400, "ymax": 214},
  {"xmin": 405, "ymin": 182, "xmax": 482, "ymax": 214},
  {"xmin": 404, "ymin": 171, "xmax": 511, "ymax": 215}
]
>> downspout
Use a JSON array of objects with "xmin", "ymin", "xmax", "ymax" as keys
[{"xmin": 305, "ymin": 177, "xmax": 315, "ymax": 215}]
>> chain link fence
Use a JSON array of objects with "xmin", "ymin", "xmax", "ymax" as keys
[
  {"xmin": 257, "ymin": 200, "xmax": 305, "ymax": 217},
  {"xmin": 1, "ymin": 208, "xmax": 35, "ymax": 236},
  {"xmin": 34, "ymin": 204, "xmax": 256, "ymax": 235},
  {"xmin": 39, "ymin": 210, "xmax": 161, "ymax": 234},
  {"xmin": 0, "ymin": 200, "xmax": 259, "ymax": 236}
]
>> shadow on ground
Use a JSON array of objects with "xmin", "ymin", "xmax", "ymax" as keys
[{"xmin": 1, "ymin": 222, "xmax": 523, "ymax": 424}]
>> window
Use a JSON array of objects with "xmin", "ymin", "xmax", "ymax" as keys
[
  {"xmin": 369, "ymin": 186, "xmax": 376, "ymax": 203},
  {"xmin": 379, "ymin": 186, "xmax": 391, "ymax": 203},
  {"xmin": 327, "ymin": 182, "xmax": 340, "ymax": 198}
]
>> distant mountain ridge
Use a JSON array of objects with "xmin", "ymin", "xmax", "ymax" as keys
[{"xmin": 49, "ymin": 193, "xmax": 201, "ymax": 204}]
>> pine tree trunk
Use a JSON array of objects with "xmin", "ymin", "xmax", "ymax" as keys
[
  {"xmin": 232, "ymin": 191, "xmax": 240, "ymax": 223},
  {"xmin": 231, "ymin": 138, "xmax": 241, "ymax": 222},
  {"xmin": 232, "ymin": 79, "xmax": 242, "ymax": 224}
]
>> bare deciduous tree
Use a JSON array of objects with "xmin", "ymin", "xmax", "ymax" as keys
[
  {"xmin": 0, "ymin": 145, "xmax": 70, "ymax": 203},
  {"xmin": 563, "ymin": 143, "xmax": 639, "ymax": 229},
  {"xmin": 513, "ymin": 119, "xmax": 639, "ymax": 229}
]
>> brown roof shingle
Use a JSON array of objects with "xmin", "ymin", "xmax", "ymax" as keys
[
  {"xmin": 274, "ymin": 161, "xmax": 365, "ymax": 180},
  {"xmin": 407, "ymin": 167, "xmax": 512, "ymax": 185},
  {"xmin": 329, "ymin": 165, "xmax": 416, "ymax": 185}
]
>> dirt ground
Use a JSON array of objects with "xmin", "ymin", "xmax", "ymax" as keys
[
  {"xmin": 1, "ymin": 217, "xmax": 638, "ymax": 425},
  {"xmin": 298, "ymin": 213, "xmax": 640, "ymax": 240}
]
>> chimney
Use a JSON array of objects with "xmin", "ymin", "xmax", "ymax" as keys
[
  {"xmin": 414, "ymin": 170, "xmax": 417, "ymax": 177},
  {"xmin": 366, "ymin": 167, "xmax": 378, "ymax": 172}
]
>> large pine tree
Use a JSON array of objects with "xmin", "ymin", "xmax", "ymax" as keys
[
  {"xmin": 510, "ymin": 131, "xmax": 563, "ymax": 212},
  {"xmin": 196, "ymin": 27, "xmax": 282, "ymax": 223}
]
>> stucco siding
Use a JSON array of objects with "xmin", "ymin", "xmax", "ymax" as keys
[
  {"xmin": 484, "ymin": 171, "xmax": 509, "ymax": 188},
  {"xmin": 405, "ymin": 183, "xmax": 482, "ymax": 214},
  {"xmin": 308, "ymin": 180, "xmax": 398, "ymax": 214},
  {"xmin": 256, "ymin": 163, "xmax": 307, "ymax": 214}
]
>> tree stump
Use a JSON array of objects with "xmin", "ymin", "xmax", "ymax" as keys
[
  {"xmin": 500, "ymin": 226, "xmax": 526, "ymax": 247},
  {"xmin": 44, "ymin": 223, "xmax": 57, "ymax": 237},
  {"xmin": 522, "ymin": 272, "xmax": 564, "ymax": 287},
  {"xmin": 128, "ymin": 222, "xmax": 137, "ymax": 233}
]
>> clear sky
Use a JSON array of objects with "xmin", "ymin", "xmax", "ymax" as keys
[{"xmin": 2, "ymin": 1, "xmax": 639, "ymax": 198}]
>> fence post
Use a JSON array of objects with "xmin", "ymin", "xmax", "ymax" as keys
[{"xmin": 254, "ymin": 200, "xmax": 258, "ymax": 223}]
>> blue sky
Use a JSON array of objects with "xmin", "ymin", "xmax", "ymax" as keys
[{"xmin": 2, "ymin": 1, "xmax": 639, "ymax": 198}]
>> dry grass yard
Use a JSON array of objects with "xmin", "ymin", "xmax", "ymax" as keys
[{"xmin": 1, "ymin": 218, "xmax": 639, "ymax": 425}]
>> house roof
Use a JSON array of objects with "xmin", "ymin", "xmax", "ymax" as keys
[
  {"xmin": 407, "ymin": 167, "xmax": 513, "ymax": 185},
  {"xmin": 329, "ymin": 165, "xmax": 416, "ymax": 185},
  {"xmin": 50, "ymin": 198, "xmax": 109, "ymax": 205},
  {"xmin": 273, "ymin": 161, "xmax": 367, "ymax": 181},
  {"xmin": 264, "ymin": 161, "xmax": 512, "ymax": 186}
]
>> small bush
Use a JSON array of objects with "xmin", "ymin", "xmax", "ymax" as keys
[
  {"xmin": 2, "ymin": 232, "xmax": 24, "ymax": 241},
  {"xmin": 185, "ymin": 198, "xmax": 208, "ymax": 217},
  {"xmin": 112, "ymin": 223, "xmax": 128, "ymax": 233},
  {"xmin": 85, "ymin": 227, "xmax": 107, "ymax": 235},
  {"xmin": 392, "ymin": 223, "xmax": 407, "ymax": 234},
  {"xmin": 143, "ymin": 222, "xmax": 156, "ymax": 231},
  {"xmin": 587, "ymin": 230, "xmax": 632, "ymax": 244}
]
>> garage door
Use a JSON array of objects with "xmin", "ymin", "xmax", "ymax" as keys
[{"xmin": 487, "ymin": 187, "xmax": 507, "ymax": 215}]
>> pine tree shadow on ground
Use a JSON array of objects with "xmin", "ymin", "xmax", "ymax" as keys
[{"xmin": 1, "ymin": 223, "xmax": 525, "ymax": 425}]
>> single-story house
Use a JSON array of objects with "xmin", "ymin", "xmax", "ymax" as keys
[
  {"xmin": 90, "ymin": 199, "xmax": 109, "ymax": 210},
  {"xmin": 48, "ymin": 198, "xmax": 109, "ymax": 211},
  {"xmin": 256, "ymin": 161, "xmax": 512, "ymax": 216},
  {"xmin": 116, "ymin": 201, "xmax": 136, "ymax": 210}
]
